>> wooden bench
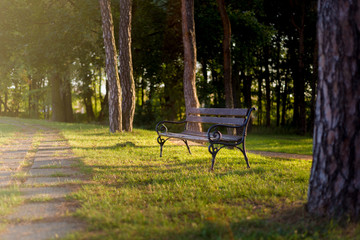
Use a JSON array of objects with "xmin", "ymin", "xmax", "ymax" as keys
[{"xmin": 155, "ymin": 107, "xmax": 255, "ymax": 170}]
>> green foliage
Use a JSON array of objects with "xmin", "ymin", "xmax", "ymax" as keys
[{"xmin": 0, "ymin": 0, "xmax": 318, "ymax": 134}]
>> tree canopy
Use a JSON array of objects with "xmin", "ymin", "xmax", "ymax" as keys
[{"xmin": 0, "ymin": 0, "xmax": 318, "ymax": 134}]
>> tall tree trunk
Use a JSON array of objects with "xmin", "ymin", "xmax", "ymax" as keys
[
  {"xmin": 99, "ymin": 80, "xmax": 109, "ymax": 122},
  {"xmin": 264, "ymin": 48, "xmax": 271, "ymax": 127},
  {"xmin": 4, "ymin": 90, "xmax": 8, "ymax": 114},
  {"xmin": 62, "ymin": 74, "xmax": 73, "ymax": 122},
  {"xmin": 119, "ymin": 0, "xmax": 135, "ymax": 132},
  {"xmin": 232, "ymin": 61, "xmax": 241, "ymax": 108},
  {"xmin": 51, "ymin": 73, "xmax": 66, "ymax": 122},
  {"xmin": 276, "ymin": 36, "xmax": 281, "ymax": 127},
  {"xmin": 200, "ymin": 58, "xmax": 208, "ymax": 87},
  {"xmin": 181, "ymin": 0, "xmax": 201, "ymax": 131},
  {"xmin": 257, "ymin": 69, "xmax": 263, "ymax": 126},
  {"xmin": 243, "ymin": 71, "xmax": 252, "ymax": 109},
  {"xmin": 51, "ymin": 71, "xmax": 73, "ymax": 122},
  {"xmin": 99, "ymin": 0, "xmax": 122, "ymax": 132},
  {"xmin": 28, "ymin": 75, "xmax": 33, "ymax": 118},
  {"xmin": 291, "ymin": 1, "xmax": 307, "ymax": 134},
  {"xmin": 29, "ymin": 75, "xmax": 39, "ymax": 119},
  {"xmin": 309, "ymin": 39, "xmax": 318, "ymax": 133},
  {"xmin": 216, "ymin": 0, "xmax": 233, "ymax": 108},
  {"xmin": 307, "ymin": 0, "xmax": 360, "ymax": 219},
  {"xmin": 281, "ymin": 71, "xmax": 289, "ymax": 126}
]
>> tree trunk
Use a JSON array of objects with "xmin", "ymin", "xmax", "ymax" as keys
[
  {"xmin": 4, "ymin": 90, "xmax": 8, "ymax": 114},
  {"xmin": 232, "ymin": 61, "xmax": 241, "ymax": 108},
  {"xmin": 181, "ymin": 0, "xmax": 201, "ymax": 131},
  {"xmin": 264, "ymin": 47, "xmax": 271, "ymax": 127},
  {"xmin": 309, "ymin": 39, "xmax": 318, "ymax": 133},
  {"xmin": 99, "ymin": 79, "xmax": 109, "ymax": 122},
  {"xmin": 216, "ymin": 0, "xmax": 233, "ymax": 109},
  {"xmin": 281, "ymin": 71, "xmax": 289, "ymax": 126},
  {"xmin": 119, "ymin": 0, "xmax": 135, "ymax": 132},
  {"xmin": 51, "ymin": 73, "xmax": 66, "ymax": 122},
  {"xmin": 307, "ymin": 0, "xmax": 360, "ymax": 220},
  {"xmin": 99, "ymin": 0, "xmax": 122, "ymax": 132},
  {"xmin": 62, "ymin": 74, "xmax": 74, "ymax": 122},
  {"xmin": 243, "ymin": 71, "xmax": 252, "ymax": 109},
  {"xmin": 257, "ymin": 68, "xmax": 263, "ymax": 126},
  {"xmin": 291, "ymin": 1, "xmax": 307, "ymax": 134},
  {"xmin": 276, "ymin": 36, "xmax": 281, "ymax": 127}
]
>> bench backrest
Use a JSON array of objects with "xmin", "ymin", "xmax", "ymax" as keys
[{"xmin": 186, "ymin": 107, "xmax": 253, "ymax": 126}]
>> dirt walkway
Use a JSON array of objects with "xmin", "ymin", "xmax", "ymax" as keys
[{"xmin": 0, "ymin": 119, "xmax": 85, "ymax": 240}]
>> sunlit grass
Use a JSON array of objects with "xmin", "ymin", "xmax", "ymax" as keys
[
  {"xmin": 0, "ymin": 187, "xmax": 23, "ymax": 217},
  {"xmin": 247, "ymin": 133, "xmax": 313, "ymax": 155},
  {"xmin": 0, "ymin": 120, "xmax": 21, "ymax": 145},
  {"xmin": 1, "ymin": 117, "xmax": 358, "ymax": 239}
]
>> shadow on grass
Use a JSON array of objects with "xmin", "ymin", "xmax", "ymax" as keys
[{"xmin": 155, "ymin": 205, "xmax": 354, "ymax": 240}]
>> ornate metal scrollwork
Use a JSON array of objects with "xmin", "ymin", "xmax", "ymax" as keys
[
  {"xmin": 208, "ymin": 127, "xmax": 222, "ymax": 142},
  {"xmin": 157, "ymin": 136, "xmax": 168, "ymax": 157},
  {"xmin": 158, "ymin": 123, "xmax": 168, "ymax": 134},
  {"xmin": 157, "ymin": 136, "xmax": 166, "ymax": 145}
]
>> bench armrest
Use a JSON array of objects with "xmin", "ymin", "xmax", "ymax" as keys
[
  {"xmin": 207, "ymin": 123, "xmax": 246, "ymax": 142},
  {"xmin": 156, "ymin": 120, "xmax": 187, "ymax": 134}
]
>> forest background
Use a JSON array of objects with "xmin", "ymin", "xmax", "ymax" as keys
[{"xmin": 0, "ymin": 0, "xmax": 317, "ymax": 134}]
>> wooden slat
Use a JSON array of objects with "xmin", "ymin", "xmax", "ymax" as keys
[
  {"xmin": 186, "ymin": 115, "xmax": 244, "ymax": 125},
  {"xmin": 159, "ymin": 131, "xmax": 242, "ymax": 142},
  {"xmin": 187, "ymin": 108, "xmax": 248, "ymax": 117}
]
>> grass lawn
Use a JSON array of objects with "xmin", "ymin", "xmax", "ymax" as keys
[
  {"xmin": 0, "ymin": 121, "xmax": 22, "ymax": 145},
  {"xmin": 247, "ymin": 133, "xmax": 313, "ymax": 155},
  {"xmin": 1, "ymin": 117, "xmax": 359, "ymax": 239}
]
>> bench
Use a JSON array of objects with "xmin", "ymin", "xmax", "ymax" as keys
[{"xmin": 155, "ymin": 107, "xmax": 255, "ymax": 170}]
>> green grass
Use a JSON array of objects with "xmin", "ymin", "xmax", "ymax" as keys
[
  {"xmin": 247, "ymin": 133, "xmax": 313, "ymax": 155},
  {"xmin": 1, "ymin": 117, "xmax": 358, "ymax": 239},
  {"xmin": 0, "ymin": 187, "xmax": 23, "ymax": 217},
  {"xmin": 0, "ymin": 121, "xmax": 21, "ymax": 145}
]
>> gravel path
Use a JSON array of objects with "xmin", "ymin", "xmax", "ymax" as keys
[{"xmin": 0, "ymin": 119, "xmax": 85, "ymax": 240}]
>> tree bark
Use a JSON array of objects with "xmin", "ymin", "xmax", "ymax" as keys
[
  {"xmin": 119, "ymin": 0, "xmax": 135, "ymax": 132},
  {"xmin": 309, "ymin": 39, "xmax": 318, "ymax": 133},
  {"xmin": 243, "ymin": 71, "xmax": 252, "ymax": 109},
  {"xmin": 181, "ymin": 0, "xmax": 201, "ymax": 131},
  {"xmin": 281, "ymin": 71, "xmax": 289, "ymax": 126},
  {"xmin": 307, "ymin": 0, "xmax": 360, "ymax": 220},
  {"xmin": 216, "ymin": 0, "xmax": 233, "ymax": 109},
  {"xmin": 257, "ymin": 69, "xmax": 263, "ymax": 126},
  {"xmin": 291, "ymin": 0, "xmax": 307, "ymax": 134},
  {"xmin": 4, "ymin": 90, "xmax": 8, "ymax": 114},
  {"xmin": 62, "ymin": 73, "xmax": 74, "ymax": 122},
  {"xmin": 51, "ymin": 72, "xmax": 66, "ymax": 122},
  {"xmin": 99, "ymin": 0, "xmax": 122, "ymax": 132},
  {"xmin": 276, "ymin": 36, "xmax": 281, "ymax": 127},
  {"xmin": 232, "ymin": 61, "xmax": 241, "ymax": 108},
  {"xmin": 264, "ymin": 47, "xmax": 271, "ymax": 127},
  {"xmin": 51, "ymin": 71, "xmax": 73, "ymax": 123}
]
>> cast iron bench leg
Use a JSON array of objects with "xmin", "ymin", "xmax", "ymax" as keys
[
  {"xmin": 208, "ymin": 144, "xmax": 219, "ymax": 171},
  {"xmin": 238, "ymin": 141, "xmax": 250, "ymax": 168},
  {"xmin": 182, "ymin": 139, "xmax": 192, "ymax": 155},
  {"xmin": 157, "ymin": 136, "xmax": 167, "ymax": 157}
]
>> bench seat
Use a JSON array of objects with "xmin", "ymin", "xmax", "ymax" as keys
[{"xmin": 159, "ymin": 131, "xmax": 243, "ymax": 143}]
